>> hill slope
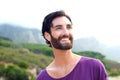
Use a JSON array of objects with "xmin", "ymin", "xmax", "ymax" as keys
[{"xmin": 0, "ymin": 24, "xmax": 45, "ymax": 44}]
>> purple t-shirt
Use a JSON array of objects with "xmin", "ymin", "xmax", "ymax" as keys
[{"xmin": 37, "ymin": 56, "xmax": 108, "ymax": 80}]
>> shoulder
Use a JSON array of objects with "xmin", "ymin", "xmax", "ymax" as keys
[
  {"xmin": 80, "ymin": 56, "xmax": 100, "ymax": 63},
  {"xmin": 80, "ymin": 57, "xmax": 108, "ymax": 80},
  {"xmin": 80, "ymin": 56, "xmax": 105, "ymax": 68},
  {"xmin": 37, "ymin": 69, "xmax": 46, "ymax": 80},
  {"xmin": 80, "ymin": 56, "xmax": 107, "ymax": 74}
]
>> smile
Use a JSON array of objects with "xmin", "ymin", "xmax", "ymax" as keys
[{"xmin": 61, "ymin": 38, "xmax": 69, "ymax": 41}]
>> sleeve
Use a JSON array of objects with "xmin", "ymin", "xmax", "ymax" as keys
[
  {"xmin": 94, "ymin": 59, "xmax": 108, "ymax": 80},
  {"xmin": 36, "ymin": 72, "xmax": 42, "ymax": 80},
  {"xmin": 36, "ymin": 70, "xmax": 45, "ymax": 80}
]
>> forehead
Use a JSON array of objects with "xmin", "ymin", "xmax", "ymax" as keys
[{"xmin": 52, "ymin": 16, "xmax": 72, "ymax": 26}]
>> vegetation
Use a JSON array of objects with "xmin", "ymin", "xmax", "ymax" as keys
[
  {"xmin": 0, "ymin": 63, "xmax": 5, "ymax": 77},
  {"xmin": 75, "ymin": 51, "xmax": 105, "ymax": 60},
  {"xmin": 0, "ymin": 46, "xmax": 53, "ymax": 69},
  {"xmin": 22, "ymin": 43, "xmax": 53, "ymax": 56},
  {"xmin": 0, "ymin": 36, "xmax": 53, "ymax": 80},
  {"xmin": 0, "ymin": 36, "xmax": 12, "ymax": 47},
  {"xmin": 0, "ymin": 36, "xmax": 12, "ymax": 41},
  {"xmin": 5, "ymin": 65, "xmax": 32, "ymax": 80}
]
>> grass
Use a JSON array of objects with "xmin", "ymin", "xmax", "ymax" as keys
[{"xmin": 0, "ymin": 46, "xmax": 53, "ymax": 69}]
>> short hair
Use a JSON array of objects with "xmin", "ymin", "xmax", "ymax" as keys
[{"xmin": 42, "ymin": 10, "xmax": 72, "ymax": 47}]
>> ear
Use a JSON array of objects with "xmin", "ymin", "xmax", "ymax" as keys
[{"xmin": 44, "ymin": 32, "xmax": 51, "ymax": 41}]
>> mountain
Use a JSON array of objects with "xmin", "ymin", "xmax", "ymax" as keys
[
  {"xmin": 0, "ymin": 23, "xmax": 120, "ymax": 62},
  {"xmin": 73, "ymin": 37, "xmax": 120, "ymax": 62},
  {"xmin": 0, "ymin": 24, "xmax": 45, "ymax": 44},
  {"xmin": 73, "ymin": 37, "xmax": 107, "ymax": 53},
  {"xmin": 106, "ymin": 46, "xmax": 120, "ymax": 62}
]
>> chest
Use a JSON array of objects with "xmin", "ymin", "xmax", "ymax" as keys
[
  {"xmin": 47, "ymin": 63, "xmax": 76, "ymax": 79},
  {"xmin": 45, "ymin": 67, "xmax": 96, "ymax": 80}
]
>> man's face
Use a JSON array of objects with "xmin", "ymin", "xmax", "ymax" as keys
[{"xmin": 50, "ymin": 16, "xmax": 73, "ymax": 50}]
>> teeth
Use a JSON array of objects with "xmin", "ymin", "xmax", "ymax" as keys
[{"xmin": 61, "ymin": 38, "xmax": 69, "ymax": 40}]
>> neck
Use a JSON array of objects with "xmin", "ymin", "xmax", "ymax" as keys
[{"xmin": 52, "ymin": 48, "xmax": 75, "ymax": 66}]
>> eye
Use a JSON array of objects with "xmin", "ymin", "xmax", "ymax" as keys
[
  {"xmin": 67, "ymin": 24, "xmax": 72, "ymax": 29},
  {"xmin": 55, "ymin": 25, "xmax": 62, "ymax": 30}
]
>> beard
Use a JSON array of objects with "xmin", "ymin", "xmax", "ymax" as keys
[{"xmin": 50, "ymin": 34, "xmax": 73, "ymax": 50}]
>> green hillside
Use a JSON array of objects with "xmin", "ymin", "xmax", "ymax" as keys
[
  {"xmin": 0, "ymin": 36, "xmax": 53, "ymax": 80},
  {"xmin": 0, "ymin": 46, "xmax": 53, "ymax": 68}
]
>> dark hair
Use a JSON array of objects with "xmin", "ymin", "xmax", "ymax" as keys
[{"xmin": 42, "ymin": 10, "xmax": 72, "ymax": 46}]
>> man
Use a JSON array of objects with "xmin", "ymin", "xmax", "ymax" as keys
[{"xmin": 37, "ymin": 10, "xmax": 108, "ymax": 80}]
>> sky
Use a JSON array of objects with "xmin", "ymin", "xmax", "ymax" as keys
[{"xmin": 0, "ymin": 0, "xmax": 120, "ymax": 46}]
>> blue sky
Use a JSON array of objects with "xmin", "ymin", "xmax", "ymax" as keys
[{"xmin": 0, "ymin": 0, "xmax": 120, "ymax": 46}]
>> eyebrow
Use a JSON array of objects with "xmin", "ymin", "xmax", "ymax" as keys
[{"xmin": 52, "ymin": 23, "xmax": 72, "ymax": 27}]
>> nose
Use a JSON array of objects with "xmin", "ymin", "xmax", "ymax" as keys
[{"xmin": 62, "ymin": 27, "xmax": 69, "ymax": 35}]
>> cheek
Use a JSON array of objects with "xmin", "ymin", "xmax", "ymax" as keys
[{"xmin": 51, "ymin": 31, "xmax": 60, "ymax": 38}]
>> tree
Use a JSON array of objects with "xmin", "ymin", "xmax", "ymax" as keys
[
  {"xmin": 0, "ymin": 63, "xmax": 5, "ymax": 77},
  {"xmin": 5, "ymin": 65, "xmax": 30, "ymax": 80},
  {"xmin": 76, "ymin": 51, "xmax": 105, "ymax": 60}
]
